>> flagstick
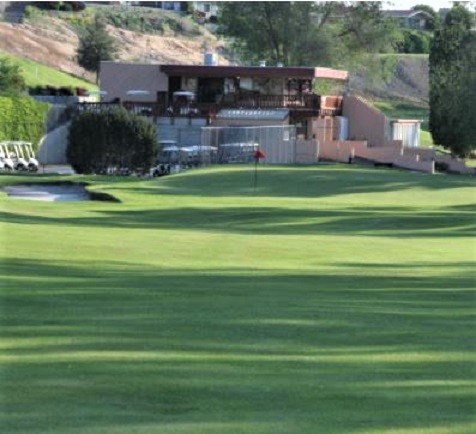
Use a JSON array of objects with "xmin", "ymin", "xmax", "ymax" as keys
[{"xmin": 253, "ymin": 159, "xmax": 258, "ymax": 193}]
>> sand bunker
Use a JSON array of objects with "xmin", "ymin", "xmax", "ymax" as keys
[{"xmin": 4, "ymin": 183, "xmax": 90, "ymax": 202}]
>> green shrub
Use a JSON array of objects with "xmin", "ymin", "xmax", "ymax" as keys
[
  {"xmin": 67, "ymin": 106, "xmax": 158, "ymax": 175},
  {"xmin": 24, "ymin": 5, "xmax": 44, "ymax": 21},
  {"xmin": 0, "ymin": 96, "xmax": 49, "ymax": 149},
  {"xmin": 60, "ymin": 3, "xmax": 73, "ymax": 12},
  {"xmin": 397, "ymin": 30, "xmax": 432, "ymax": 54},
  {"xmin": 93, "ymin": 7, "xmax": 202, "ymax": 37},
  {"xmin": 0, "ymin": 56, "xmax": 26, "ymax": 95}
]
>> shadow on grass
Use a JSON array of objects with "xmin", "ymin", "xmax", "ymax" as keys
[
  {"xmin": 131, "ymin": 166, "xmax": 475, "ymax": 199},
  {"xmin": 1, "ymin": 204, "xmax": 475, "ymax": 237},
  {"xmin": 2, "ymin": 258, "xmax": 475, "ymax": 433}
]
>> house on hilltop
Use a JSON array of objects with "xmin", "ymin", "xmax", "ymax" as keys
[{"xmin": 382, "ymin": 9, "xmax": 434, "ymax": 29}]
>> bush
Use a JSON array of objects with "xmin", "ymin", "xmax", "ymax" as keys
[
  {"xmin": 61, "ymin": 2, "xmax": 73, "ymax": 12},
  {"xmin": 0, "ymin": 96, "xmax": 49, "ymax": 149},
  {"xmin": 95, "ymin": 7, "xmax": 202, "ymax": 37},
  {"xmin": 397, "ymin": 29, "xmax": 432, "ymax": 54},
  {"xmin": 24, "ymin": 5, "xmax": 44, "ymax": 20},
  {"xmin": 0, "ymin": 57, "xmax": 26, "ymax": 95},
  {"xmin": 67, "ymin": 106, "xmax": 158, "ymax": 175}
]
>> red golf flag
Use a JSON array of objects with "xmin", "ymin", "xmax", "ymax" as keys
[{"xmin": 254, "ymin": 149, "xmax": 266, "ymax": 160}]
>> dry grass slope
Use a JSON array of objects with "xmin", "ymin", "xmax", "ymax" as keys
[{"xmin": 0, "ymin": 13, "xmax": 228, "ymax": 84}]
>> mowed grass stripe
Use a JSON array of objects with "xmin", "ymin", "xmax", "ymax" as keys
[{"xmin": 1, "ymin": 165, "xmax": 475, "ymax": 434}]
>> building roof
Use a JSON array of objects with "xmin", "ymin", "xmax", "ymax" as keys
[
  {"xmin": 383, "ymin": 9, "xmax": 433, "ymax": 19},
  {"xmin": 160, "ymin": 64, "xmax": 348, "ymax": 81},
  {"xmin": 217, "ymin": 109, "xmax": 290, "ymax": 121}
]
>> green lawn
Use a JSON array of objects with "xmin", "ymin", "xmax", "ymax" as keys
[
  {"xmin": 0, "ymin": 51, "xmax": 97, "ymax": 90},
  {"xmin": 1, "ymin": 165, "xmax": 475, "ymax": 434}
]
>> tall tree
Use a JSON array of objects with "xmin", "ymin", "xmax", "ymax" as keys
[
  {"xmin": 0, "ymin": 57, "xmax": 26, "ymax": 95},
  {"xmin": 77, "ymin": 15, "xmax": 117, "ymax": 84},
  {"xmin": 218, "ymin": 1, "xmax": 400, "ymax": 68},
  {"xmin": 429, "ymin": 4, "xmax": 476, "ymax": 156}
]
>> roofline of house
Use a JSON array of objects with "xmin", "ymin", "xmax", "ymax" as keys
[
  {"xmin": 382, "ymin": 9, "xmax": 434, "ymax": 19},
  {"xmin": 160, "ymin": 64, "xmax": 349, "ymax": 81}
]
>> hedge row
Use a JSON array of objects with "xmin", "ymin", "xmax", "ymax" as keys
[
  {"xmin": 0, "ymin": 96, "xmax": 49, "ymax": 150},
  {"xmin": 29, "ymin": 86, "xmax": 88, "ymax": 96}
]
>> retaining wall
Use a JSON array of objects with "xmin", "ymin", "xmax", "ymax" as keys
[
  {"xmin": 37, "ymin": 122, "xmax": 70, "ymax": 164},
  {"xmin": 342, "ymin": 95, "xmax": 391, "ymax": 146},
  {"xmin": 319, "ymin": 140, "xmax": 435, "ymax": 173}
]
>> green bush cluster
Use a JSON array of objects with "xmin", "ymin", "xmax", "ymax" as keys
[
  {"xmin": 397, "ymin": 30, "xmax": 432, "ymax": 54},
  {"xmin": 0, "ymin": 96, "xmax": 49, "ymax": 149},
  {"xmin": 96, "ymin": 8, "xmax": 202, "ymax": 37},
  {"xmin": 67, "ymin": 106, "xmax": 158, "ymax": 175},
  {"xmin": 28, "ymin": 85, "xmax": 87, "ymax": 96}
]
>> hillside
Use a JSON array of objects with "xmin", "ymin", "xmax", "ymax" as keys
[
  {"xmin": 0, "ymin": 8, "xmax": 229, "ymax": 84},
  {"xmin": 350, "ymin": 54, "xmax": 429, "ymax": 105},
  {"xmin": 0, "ymin": 7, "xmax": 428, "ymax": 107},
  {"xmin": 0, "ymin": 50, "xmax": 97, "ymax": 90}
]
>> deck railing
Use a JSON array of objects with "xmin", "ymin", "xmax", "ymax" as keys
[
  {"xmin": 221, "ymin": 93, "xmax": 321, "ymax": 110},
  {"xmin": 77, "ymin": 94, "xmax": 342, "ymax": 119}
]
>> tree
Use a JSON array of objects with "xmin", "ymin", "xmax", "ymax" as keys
[
  {"xmin": 67, "ymin": 106, "xmax": 158, "ymax": 174},
  {"xmin": 429, "ymin": 4, "xmax": 476, "ymax": 156},
  {"xmin": 0, "ymin": 57, "xmax": 26, "ymax": 96},
  {"xmin": 76, "ymin": 14, "xmax": 117, "ymax": 83},
  {"xmin": 218, "ymin": 1, "xmax": 401, "ymax": 68},
  {"xmin": 337, "ymin": 2, "xmax": 400, "ymax": 54}
]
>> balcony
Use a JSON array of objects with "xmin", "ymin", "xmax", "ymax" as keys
[
  {"xmin": 77, "ymin": 94, "xmax": 343, "ymax": 119},
  {"xmin": 220, "ymin": 93, "xmax": 321, "ymax": 111}
]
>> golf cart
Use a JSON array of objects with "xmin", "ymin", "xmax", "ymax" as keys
[
  {"xmin": 218, "ymin": 142, "xmax": 260, "ymax": 163},
  {"xmin": 158, "ymin": 141, "xmax": 181, "ymax": 164},
  {"xmin": 0, "ymin": 142, "xmax": 15, "ymax": 171},
  {"xmin": 9, "ymin": 142, "xmax": 31, "ymax": 171},
  {"xmin": 179, "ymin": 145, "xmax": 218, "ymax": 167},
  {"xmin": 151, "ymin": 140, "xmax": 179, "ymax": 177},
  {"xmin": 21, "ymin": 142, "xmax": 39, "ymax": 172}
]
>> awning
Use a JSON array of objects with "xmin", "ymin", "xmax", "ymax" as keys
[
  {"xmin": 161, "ymin": 65, "xmax": 348, "ymax": 81},
  {"xmin": 216, "ymin": 108, "xmax": 290, "ymax": 121}
]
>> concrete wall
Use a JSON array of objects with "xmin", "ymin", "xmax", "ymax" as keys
[
  {"xmin": 320, "ymin": 138, "xmax": 476, "ymax": 174},
  {"xmin": 100, "ymin": 62, "xmax": 168, "ymax": 103},
  {"xmin": 434, "ymin": 153, "xmax": 475, "ymax": 174},
  {"xmin": 37, "ymin": 123, "xmax": 70, "ymax": 164},
  {"xmin": 319, "ymin": 140, "xmax": 435, "ymax": 173},
  {"xmin": 342, "ymin": 95, "xmax": 391, "ymax": 146},
  {"xmin": 319, "ymin": 140, "xmax": 368, "ymax": 163}
]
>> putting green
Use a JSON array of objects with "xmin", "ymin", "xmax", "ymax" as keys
[{"xmin": 1, "ymin": 165, "xmax": 475, "ymax": 434}]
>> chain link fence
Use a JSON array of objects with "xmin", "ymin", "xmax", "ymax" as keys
[{"xmin": 199, "ymin": 125, "xmax": 297, "ymax": 166}]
